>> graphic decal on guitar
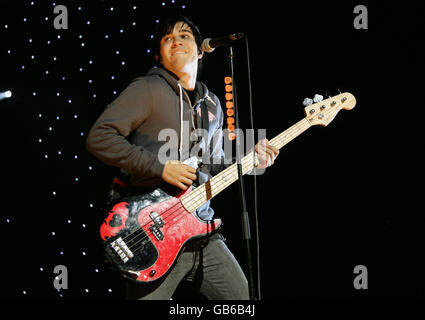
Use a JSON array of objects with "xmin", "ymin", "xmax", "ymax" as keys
[
  {"xmin": 99, "ymin": 92, "xmax": 356, "ymax": 284},
  {"xmin": 101, "ymin": 186, "xmax": 222, "ymax": 283},
  {"xmin": 100, "ymin": 202, "xmax": 130, "ymax": 241}
]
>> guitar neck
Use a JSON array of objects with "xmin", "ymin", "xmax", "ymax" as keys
[{"xmin": 181, "ymin": 117, "xmax": 311, "ymax": 213}]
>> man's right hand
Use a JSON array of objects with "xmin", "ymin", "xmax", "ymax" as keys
[{"xmin": 161, "ymin": 160, "xmax": 197, "ymax": 190}]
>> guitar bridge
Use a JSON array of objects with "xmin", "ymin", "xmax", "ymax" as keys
[{"xmin": 110, "ymin": 237, "xmax": 134, "ymax": 263}]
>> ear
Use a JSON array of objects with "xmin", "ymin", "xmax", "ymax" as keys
[
  {"xmin": 154, "ymin": 54, "xmax": 163, "ymax": 64},
  {"xmin": 198, "ymin": 50, "xmax": 204, "ymax": 60}
]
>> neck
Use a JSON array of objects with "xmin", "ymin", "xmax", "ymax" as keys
[
  {"xmin": 166, "ymin": 60, "xmax": 198, "ymax": 90},
  {"xmin": 177, "ymin": 71, "xmax": 197, "ymax": 90}
]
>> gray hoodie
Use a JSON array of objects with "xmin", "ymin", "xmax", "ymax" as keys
[{"xmin": 85, "ymin": 67, "xmax": 227, "ymax": 221}]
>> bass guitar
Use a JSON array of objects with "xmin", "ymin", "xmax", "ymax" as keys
[{"xmin": 99, "ymin": 92, "xmax": 356, "ymax": 283}]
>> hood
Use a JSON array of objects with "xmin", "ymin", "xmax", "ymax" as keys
[
  {"xmin": 146, "ymin": 67, "xmax": 216, "ymax": 161},
  {"xmin": 146, "ymin": 67, "xmax": 212, "ymax": 108}
]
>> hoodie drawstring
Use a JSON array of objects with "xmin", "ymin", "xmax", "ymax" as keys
[{"xmin": 177, "ymin": 83, "xmax": 184, "ymax": 161}]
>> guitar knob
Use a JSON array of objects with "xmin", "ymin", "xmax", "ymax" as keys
[
  {"xmin": 313, "ymin": 94, "xmax": 323, "ymax": 102},
  {"xmin": 303, "ymin": 98, "xmax": 313, "ymax": 106}
]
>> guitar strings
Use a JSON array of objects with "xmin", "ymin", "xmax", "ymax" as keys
[
  {"xmin": 122, "ymin": 95, "xmax": 342, "ymax": 242},
  {"xmin": 123, "ymin": 118, "xmax": 311, "ymax": 253},
  {"xmin": 115, "ymin": 101, "xmax": 346, "ymax": 257},
  {"xmin": 116, "ymin": 117, "xmax": 313, "ymax": 254},
  {"xmin": 124, "ymin": 150, "xmax": 259, "ymax": 252},
  {"xmin": 182, "ymin": 118, "xmax": 311, "ymax": 207}
]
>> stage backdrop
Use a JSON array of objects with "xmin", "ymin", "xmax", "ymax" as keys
[{"xmin": 1, "ymin": 0, "xmax": 423, "ymax": 300}]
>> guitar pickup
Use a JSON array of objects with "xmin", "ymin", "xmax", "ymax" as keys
[
  {"xmin": 149, "ymin": 212, "xmax": 164, "ymax": 240},
  {"xmin": 149, "ymin": 211, "xmax": 164, "ymax": 227},
  {"xmin": 150, "ymin": 224, "xmax": 164, "ymax": 241}
]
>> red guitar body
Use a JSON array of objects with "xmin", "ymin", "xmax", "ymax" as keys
[{"xmin": 100, "ymin": 186, "xmax": 222, "ymax": 284}]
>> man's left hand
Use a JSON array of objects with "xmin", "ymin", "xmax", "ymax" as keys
[{"xmin": 255, "ymin": 139, "xmax": 279, "ymax": 169}]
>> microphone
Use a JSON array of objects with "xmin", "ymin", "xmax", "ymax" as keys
[{"xmin": 201, "ymin": 33, "xmax": 245, "ymax": 53}]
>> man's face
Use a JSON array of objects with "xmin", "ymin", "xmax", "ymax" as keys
[{"xmin": 158, "ymin": 21, "xmax": 202, "ymax": 77}]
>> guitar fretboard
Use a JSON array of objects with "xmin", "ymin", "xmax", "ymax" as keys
[{"xmin": 180, "ymin": 118, "xmax": 311, "ymax": 212}]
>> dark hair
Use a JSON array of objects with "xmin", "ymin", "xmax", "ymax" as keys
[{"xmin": 152, "ymin": 14, "xmax": 204, "ymax": 66}]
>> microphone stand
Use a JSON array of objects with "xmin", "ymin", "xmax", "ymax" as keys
[{"xmin": 228, "ymin": 45, "xmax": 256, "ymax": 300}]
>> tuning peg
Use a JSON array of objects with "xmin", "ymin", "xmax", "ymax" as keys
[
  {"xmin": 302, "ymin": 97, "xmax": 313, "ymax": 106},
  {"xmin": 313, "ymin": 94, "xmax": 323, "ymax": 103}
]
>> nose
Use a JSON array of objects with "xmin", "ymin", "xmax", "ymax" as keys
[{"xmin": 171, "ymin": 38, "xmax": 183, "ymax": 48}]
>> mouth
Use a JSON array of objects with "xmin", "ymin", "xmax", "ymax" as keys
[{"xmin": 171, "ymin": 50, "xmax": 187, "ymax": 56}]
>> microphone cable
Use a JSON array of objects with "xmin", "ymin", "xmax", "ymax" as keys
[{"xmin": 244, "ymin": 35, "xmax": 262, "ymax": 300}]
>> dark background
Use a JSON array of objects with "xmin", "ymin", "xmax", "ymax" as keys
[{"xmin": 0, "ymin": 0, "xmax": 424, "ymax": 302}]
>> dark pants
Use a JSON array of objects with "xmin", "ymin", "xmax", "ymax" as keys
[{"xmin": 125, "ymin": 234, "xmax": 249, "ymax": 300}]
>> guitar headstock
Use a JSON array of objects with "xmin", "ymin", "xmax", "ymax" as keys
[{"xmin": 304, "ymin": 92, "xmax": 356, "ymax": 126}]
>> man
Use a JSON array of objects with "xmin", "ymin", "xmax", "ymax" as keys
[{"xmin": 85, "ymin": 15, "xmax": 279, "ymax": 300}]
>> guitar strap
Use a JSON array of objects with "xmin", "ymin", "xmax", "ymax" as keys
[
  {"xmin": 200, "ymin": 102, "xmax": 214, "ymax": 160},
  {"xmin": 200, "ymin": 103, "xmax": 209, "ymax": 135}
]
